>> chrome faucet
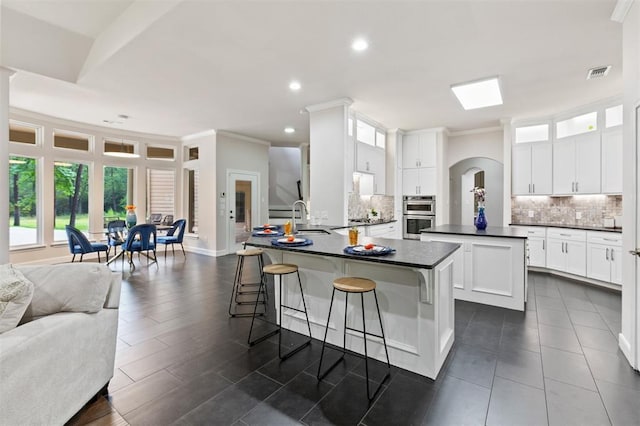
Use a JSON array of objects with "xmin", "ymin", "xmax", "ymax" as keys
[{"xmin": 292, "ymin": 200, "xmax": 308, "ymax": 233}]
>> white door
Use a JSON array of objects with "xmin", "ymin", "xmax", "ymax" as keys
[
  {"xmin": 402, "ymin": 134, "xmax": 420, "ymax": 169},
  {"xmin": 418, "ymin": 167, "xmax": 437, "ymax": 195},
  {"xmin": 546, "ymin": 239, "xmax": 565, "ymax": 272},
  {"xmin": 575, "ymin": 133, "xmax": 601, "ymax": 194},
  {"xmin": 566, "ymin": 240, "xmax": 587, "ymax": 277},
  {"xmin": 228, "ymin": 171, "xmax": 259, "ymax": 253},
  {"xmin": 531, "ymin": 142, "xmax": 553, "ymax": 194},
  {"xmin": 528, "ymin": 237, "xmax": 546, "ymax": 268},
  {"xmin": 587, "ymin": 244, "xmax": 612, "ymax": 282},
  {"xmin": 602, "ymin": 128, "xmax": 623, "ymax": 193},
  {"xmin": 553, "ymin": 140, "xmax": 575, "ymax": 194},
  {"xmin": 402, "ymin": 169, "xmax": 420, "ymax": 195},
  {"xmin": 512, "ymin": 144, "xmax": 532, "ymax": 195}
]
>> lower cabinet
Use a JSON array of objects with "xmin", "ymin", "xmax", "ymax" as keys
[
  {"xmin": 587, "ymin": 232, "xmax": 622, "ymax": 285},
  {"xmin": 365, "ymin": 222, "xmax": 400, "ymax": 239},
  {"xmin": 546, "ymin": 229, "xmax": 587, "ymax": 276},
  {"xmin": 511, "ymin": 226, "xmax": 546, "ymax": 267}
]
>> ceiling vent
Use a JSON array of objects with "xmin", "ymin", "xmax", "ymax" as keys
[{"xmin": 586, "ymin": 65, "xmax": 611, "ymax": 80}]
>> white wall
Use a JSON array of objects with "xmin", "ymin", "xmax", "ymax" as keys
[
  {"xmin": 268, "ymin": 146, "xmax": 301, "ymax": 208},
  {"xmin": 447, "ymin": 129, "xmax": 504, "ymax": 167},
  {"xmin": 308, "ymin": 103, "xmax": 350, "ymax": 225},
  {"xmin": 621, "ymin": 0, "xmax": 639, "ymax": 369},
  {"xmin": 215, "ymin": 132, "xmax": 270, "ymax": 254}
]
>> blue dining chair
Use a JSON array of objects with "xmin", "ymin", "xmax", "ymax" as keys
[
  {"xmin": 106, "ymin": 219, "xmax": 127, "ymax": 259},
  {"xmin": 157, "ymin": 219, "xmax": 187, "ymax": 259},
  {"xmin": 123, "ymin": 224, "xmax": 157, "ymax": 271},
  {"xmin": 65, "ymin": 225, "xmax": 109, "ymax": 263}
]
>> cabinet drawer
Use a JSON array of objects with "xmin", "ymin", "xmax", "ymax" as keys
[
  {"xmin": 587, "ymin": 231, "xmax": 622, "ymax": 246},
  {"xmin": 511, "ymin": 226, "xmax": 546, "ymax": 238},
  {"xmin": 547, "ymin": 228, "xmax": 586, "ymax": 242}
]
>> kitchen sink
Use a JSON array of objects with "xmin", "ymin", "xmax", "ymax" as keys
[{"xmin": 295, "ymin": 229, "xmax": 331, "ymax": 235}]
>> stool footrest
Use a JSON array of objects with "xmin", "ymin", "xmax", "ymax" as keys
[
  {"xmin": 248, "ymin": 327, "xmax": 280, "ymax": 346},
  {"xmin": 344, "ymin": 326, "xmax": 385, "ymax": 341}
]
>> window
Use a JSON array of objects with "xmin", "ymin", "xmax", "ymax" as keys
[
  {"xmin": 104, "ymin": 139, "xmax": 137, "ymax": 157},
  {"xmin": 54, "ymin": 130, "xmax": 90, "ymax": 151},
  {"xmin": 187, "ymin": 169, "xmax": 199, "ymax": 234},
  {"xmin": 515, "ymin": 124, "xmax": 549, "ymax": 143},
  {"xmin": 605, "ymin": 105, "xmax": 623, "ymax": 128},
  {"xmin": 54, "ymin": 161, "xmax": 89, "ymax": 240},
  {"xmin": 146, "ymin": 169, "xmax": 175, "ymax": 220},
  {"xmin": 147, "ymin": 146, "xmax": 175, "ymax": 160},
  {"xmin": 9, "ymin": 156, "xmax": 38, "ymax": 247},
  {"xmin": 356, "ymin": 120, "xmax": 376, "ymax": 146},
  {"xmin": 187, "ymin": 147, "xmax": 199, "ymax": 161},
  {"xmin": 9, "ymin": 122, "xmax": 38, "ymax": 145},
  {"xmin": 556, "ymin": 112, "xmax": 597, "ymax": 139},
  {"xmin": 348, "ymin": 118, "xmax": 354, "ymax": 137},
  {"xmin": 376, "ymin": 131, "xmax": 386, "ymax": 149},
  {"xmin": 104, "ymin": 166, "xmax": 133, "ymax": 224}
]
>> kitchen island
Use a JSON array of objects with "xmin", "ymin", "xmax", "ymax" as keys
[
  {"xmin": 421, "ymin": 225, "xmax": 528, "ymax": 311},
  {"xmin": 245, "ymin": 232, "xmax": 460, "ymax": 379}
]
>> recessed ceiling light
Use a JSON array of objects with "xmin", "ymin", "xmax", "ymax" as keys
[
  {"xmin": 351, "ymin": 38, "xmax": 368, "ymax": 51},
  {"xmin": 284, "ymin": 127, "xmax": 295, "ymax": 134},
  {"xmin": 451, "ymin": 76, "xmax": 503, "ymax": 110},
  {"xmin": 289, "ymin": 81, "xmax": 301, "ymax": 91}
]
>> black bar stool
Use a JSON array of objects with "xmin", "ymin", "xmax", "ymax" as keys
[
  {"xmin": 228, "ymin": 248, "xmax": 267, "ymax": 317},
  {"xmin": 248, "ymin": 263, "xmax": 312, "ymax": 360},
  {"xmin": 317, "ymin": 276, "xmax": 391, "ymax": 400}
]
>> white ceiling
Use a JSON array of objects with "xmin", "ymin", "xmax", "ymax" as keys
[{"xmin": 1, "ymin": 0, "xmax": 623, "ymax": 145}]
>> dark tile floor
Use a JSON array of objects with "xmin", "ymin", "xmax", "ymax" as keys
[{"xmin": 69, "ymin": 253, "xmax": 640, "ymax": 426}]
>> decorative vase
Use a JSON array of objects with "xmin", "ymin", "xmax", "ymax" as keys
[
  {"xmin": 475, "ymin": 206, "xmax": 488, "ymax": 230},
  {"xmin": 125, "ymin": 207, "xmax": 137, "ymax": 228}
]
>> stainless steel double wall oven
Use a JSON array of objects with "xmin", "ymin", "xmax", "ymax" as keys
[{"xmin": 403, "ymin": 195, "xmax": 436, "ymax": 239}]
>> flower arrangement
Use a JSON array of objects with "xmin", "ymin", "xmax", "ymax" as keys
[
  {"xmin": 471, "ymin": 187, "xmax": 486, "ymax": 206},
  {"xmin": 125, "ymin": 205, "xmax": 136, "ymax": 211}
]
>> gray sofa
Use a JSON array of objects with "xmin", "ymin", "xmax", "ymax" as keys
[{"xmin": 0, "ymin": 263, "xmax": 121, "ymax": 426}]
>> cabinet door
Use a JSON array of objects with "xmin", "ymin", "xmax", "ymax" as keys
[
  {"xmin": 528, "ymin": 237, "xmax": 546, "ymax": 267},
  {"xmin": 531, "ymin": 143, "xmax": 552, "ymax": 194},
  {"xmin": 610, "ymin": 246, "xmax": 622, "ymax": 285},
  {"xmin": 601, "ymin": 129, "xmax": 623, "ymax": 194},
  {"xmin": 587, "ymin": 244, "xmax": 612, "ymax": 282},
  {"xmin": 512, "ymin": 145, "xmax": 532, "ymax": 195},
  {"xmin": 372, "ymin": 147, "xmax": 386, "ymax": 194},
  {"xmin": 574, "ymin": 133, "xmax": 601, "ymax": 194},
  {"xmin": 356, "ymin": 142, "xmax": 374, "ymax": 173},
  {"xmin": 402, "ymin": 134, "xmax": 420, "ymax": 169},
  {"xmin": 418, "ymin": 168, "xmax": 437, "ymax": 195},
  {"xmin": 565, "ymin": 241, "xmax": 586, "ymax": 276},
  {"xmin": 418, "ymin": 132, "xmax": 437, "ymax": 167},
  {"xmin": 553, "ymin": 140, "xmax": 575, "ymax": 194},
  {"xmin": 546, "ymin": 239, "xmax": 565, "ymax": 272},
  {"xmin": 402, "ymin": 169, "xmax": 420, "ymax": 195}
]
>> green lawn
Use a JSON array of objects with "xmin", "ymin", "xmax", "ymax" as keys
[{"xmin": 9, "ymin": 214, "xmax": 90, "ymax": 230}]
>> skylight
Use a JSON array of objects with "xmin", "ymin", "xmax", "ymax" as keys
[{"xmin": 451, "ymin": 76, "xmax": 503, "ymax": 110}]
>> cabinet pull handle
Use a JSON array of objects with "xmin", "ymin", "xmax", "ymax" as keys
[
  {"xmin": 560, "ymin": 233, "xmax": 571, "ymax": 237},
  {"xmin": 571, "ymin": 182, "xmax": 575, "ymax": 192},
  {"xmin": 528, "ymin": 183, "xmax": 531, "ymax": 193},
  {"xmin": 532, "ymin": 183, "xmax": 535, "ymax": 193},
  {"xmin": 603, "ymin": 238, "xmax": 618, "ymax": 242},
  {"xmin": 566, "ymin": 243, "xmax": 568, "ymax": 253},
  {"xmin": 611, "ymin": 249, "xmax": 614, "ymax": 261},
  {"xmin": 606, "ymin": 248, "xmax": 609, "ymax": 260},
  {"xmin": 576, "ymin": 182, "xmax": 579, "ymax": 192},
  {"xmin": 543, "ymin": 240, "xmax": 545, "ymax": 250},
  {"xmin": 561, "ymin": 242, "xmax": 564, "ymax": 253}
]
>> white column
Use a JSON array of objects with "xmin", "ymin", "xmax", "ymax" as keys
[
  {"xmin": 305, "ymin": 98, "xmax": 353, "ymax": 226},
  {"xmin": 0, "ymin": 66, "xmax": 16, "ymax": 264}
]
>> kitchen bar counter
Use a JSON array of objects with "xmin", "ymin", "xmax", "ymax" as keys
[
  {"xmin": 421, "ymin": 225, "xmax": 528, "ymax": 311},
  {"xmin": 245, "ymin": 232, "xmax": 460, "ymax": 379}
]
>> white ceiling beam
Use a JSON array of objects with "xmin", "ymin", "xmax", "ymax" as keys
[{"xmin": 77, "ymin": 0, "xmax": 184, "ymax": 83}]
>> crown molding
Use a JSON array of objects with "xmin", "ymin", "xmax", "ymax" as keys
[
  {"xmin": 0, "ymin": 66, "xmax": 16, "ymax": 79},
  {"xmin": 181, "ymin": 129, "xmax": 216, "ymax": 142},
  {"xmin": 403, "ymin": 126, "xmax": 448, "ymax": 136},
  {"xmin": 448, "ymin": 126, "xmax": 504, "ymax": 137},
  {"xmin": 304, "ymin": 97, "xmax": 354, "ymax": 113},
  {"xmin": 611, "ymin": 0, "xmax": 634, "ymax": 22},
  {"xmin": 217, "ymin": 130, "xmax": 271, "ymax": 147}
]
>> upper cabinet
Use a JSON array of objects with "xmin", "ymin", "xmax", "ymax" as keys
[
  {"xmin": 553, "ymin": 133, "xmax": 601, "ymax": 194},
  {"xmin": 354, "ymin": 116, "xmax": 387, "ymax": 195},
  {"xmin": 402, "ymin": 132, "xmax": 436, "ymax": 169},
  {"xmin": 601, "ymin": 129, "xmax": 623, "ymax": 194},
  {"xmin": 512, "ymin": 143, "xmax": 552, "ymax": 195}
]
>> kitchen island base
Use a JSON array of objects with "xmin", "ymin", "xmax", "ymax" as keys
[{"xmin": 260, "ymin": 249, "xmax": 457, "ymax": 380}]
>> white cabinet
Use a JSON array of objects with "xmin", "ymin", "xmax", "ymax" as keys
[
  {"xmin": 402, "ymin": 168, "xmax": 436, "ymax": 196},
  {"xmin": 553, "ymin": 133, "xmax": 601, "ymax": 194},
  {"xmin": 402, "ymin": 132, "xmax": 436, "ymax": 169},
  {"xmin": 512, "ymin": 143, "xmax": 552, "ymax": 195},
  {"xmin": 601, "ymin": 129, "xmax": 623, "ymax": 194},
  {"xmin": 356, "ymin": 142, "xmax": 386, "ymax": 194},
  {"xmin": 587, "ymin": 231, "xmax": 622, "ymax": 285},
  {"xmin": 511, "ymin": 226, "xmax": 546, "ymax": 267},
  {"xmin": 546, "ymin": 228, "xmax": 587, "ymax": 276},
  {"xmin": 365, "ymin": 222, "xmax": 400, "ymax": 239}
]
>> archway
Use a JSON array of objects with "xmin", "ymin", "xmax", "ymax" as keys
[{"xmin": 449, "ymin": 157, "xmax": 503, "ymax": 226}]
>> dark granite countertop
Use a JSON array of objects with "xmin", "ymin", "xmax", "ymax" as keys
[
  {"xmin": 421, "ymin": 225, "xmax": 528, "ymax": 239},
  {"xmin": 510, "ymin": 223, "xmax": 622, "ymax": 233},
  {"xmin": 331, "ymin": 219, "xmax": 398, "ymax": 230},
  {"xmin": 245, "ymin": 232, "xmax": 459, "ymax": 270}
]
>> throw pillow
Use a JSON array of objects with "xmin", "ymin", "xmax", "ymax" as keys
[
  {"xmin": 0, "ymin": 264, "xmax": 35, "ymax": 333},
  {"xmin": 18, "ymin": 263, "xmax": 112, "ymax": 323}
]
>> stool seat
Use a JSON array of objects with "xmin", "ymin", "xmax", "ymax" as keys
[
  {"xmin": 333, "ymin": 277, "xmax": 376, "ymax": 293},
  {"xmin": 236, "ymin": 248, "xmax": 264, "ymax": 257},
  {"xmin": 263, "ymin": 263, "xmax": 298, "ymax": 275}
]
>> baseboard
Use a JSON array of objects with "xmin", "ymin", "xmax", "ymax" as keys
[
  {"xmin": 527, "ymin": 266, "xmax": 621, "ymax": 292},
  {"xmin": 184, "ymin": 246, "xmax": 218, "ymax": 257},
  {"xmin": 618, "ymin": 333, "xmax": 636, "ymax": 369}
]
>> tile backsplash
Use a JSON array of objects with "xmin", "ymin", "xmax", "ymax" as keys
[
  {"xmin": 348, "ymin": 174, "xmax": 394, "ymax": 220},
  {"xmin": 511, "ymin": 195, "xmax": 622, "ymax": 227}
]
